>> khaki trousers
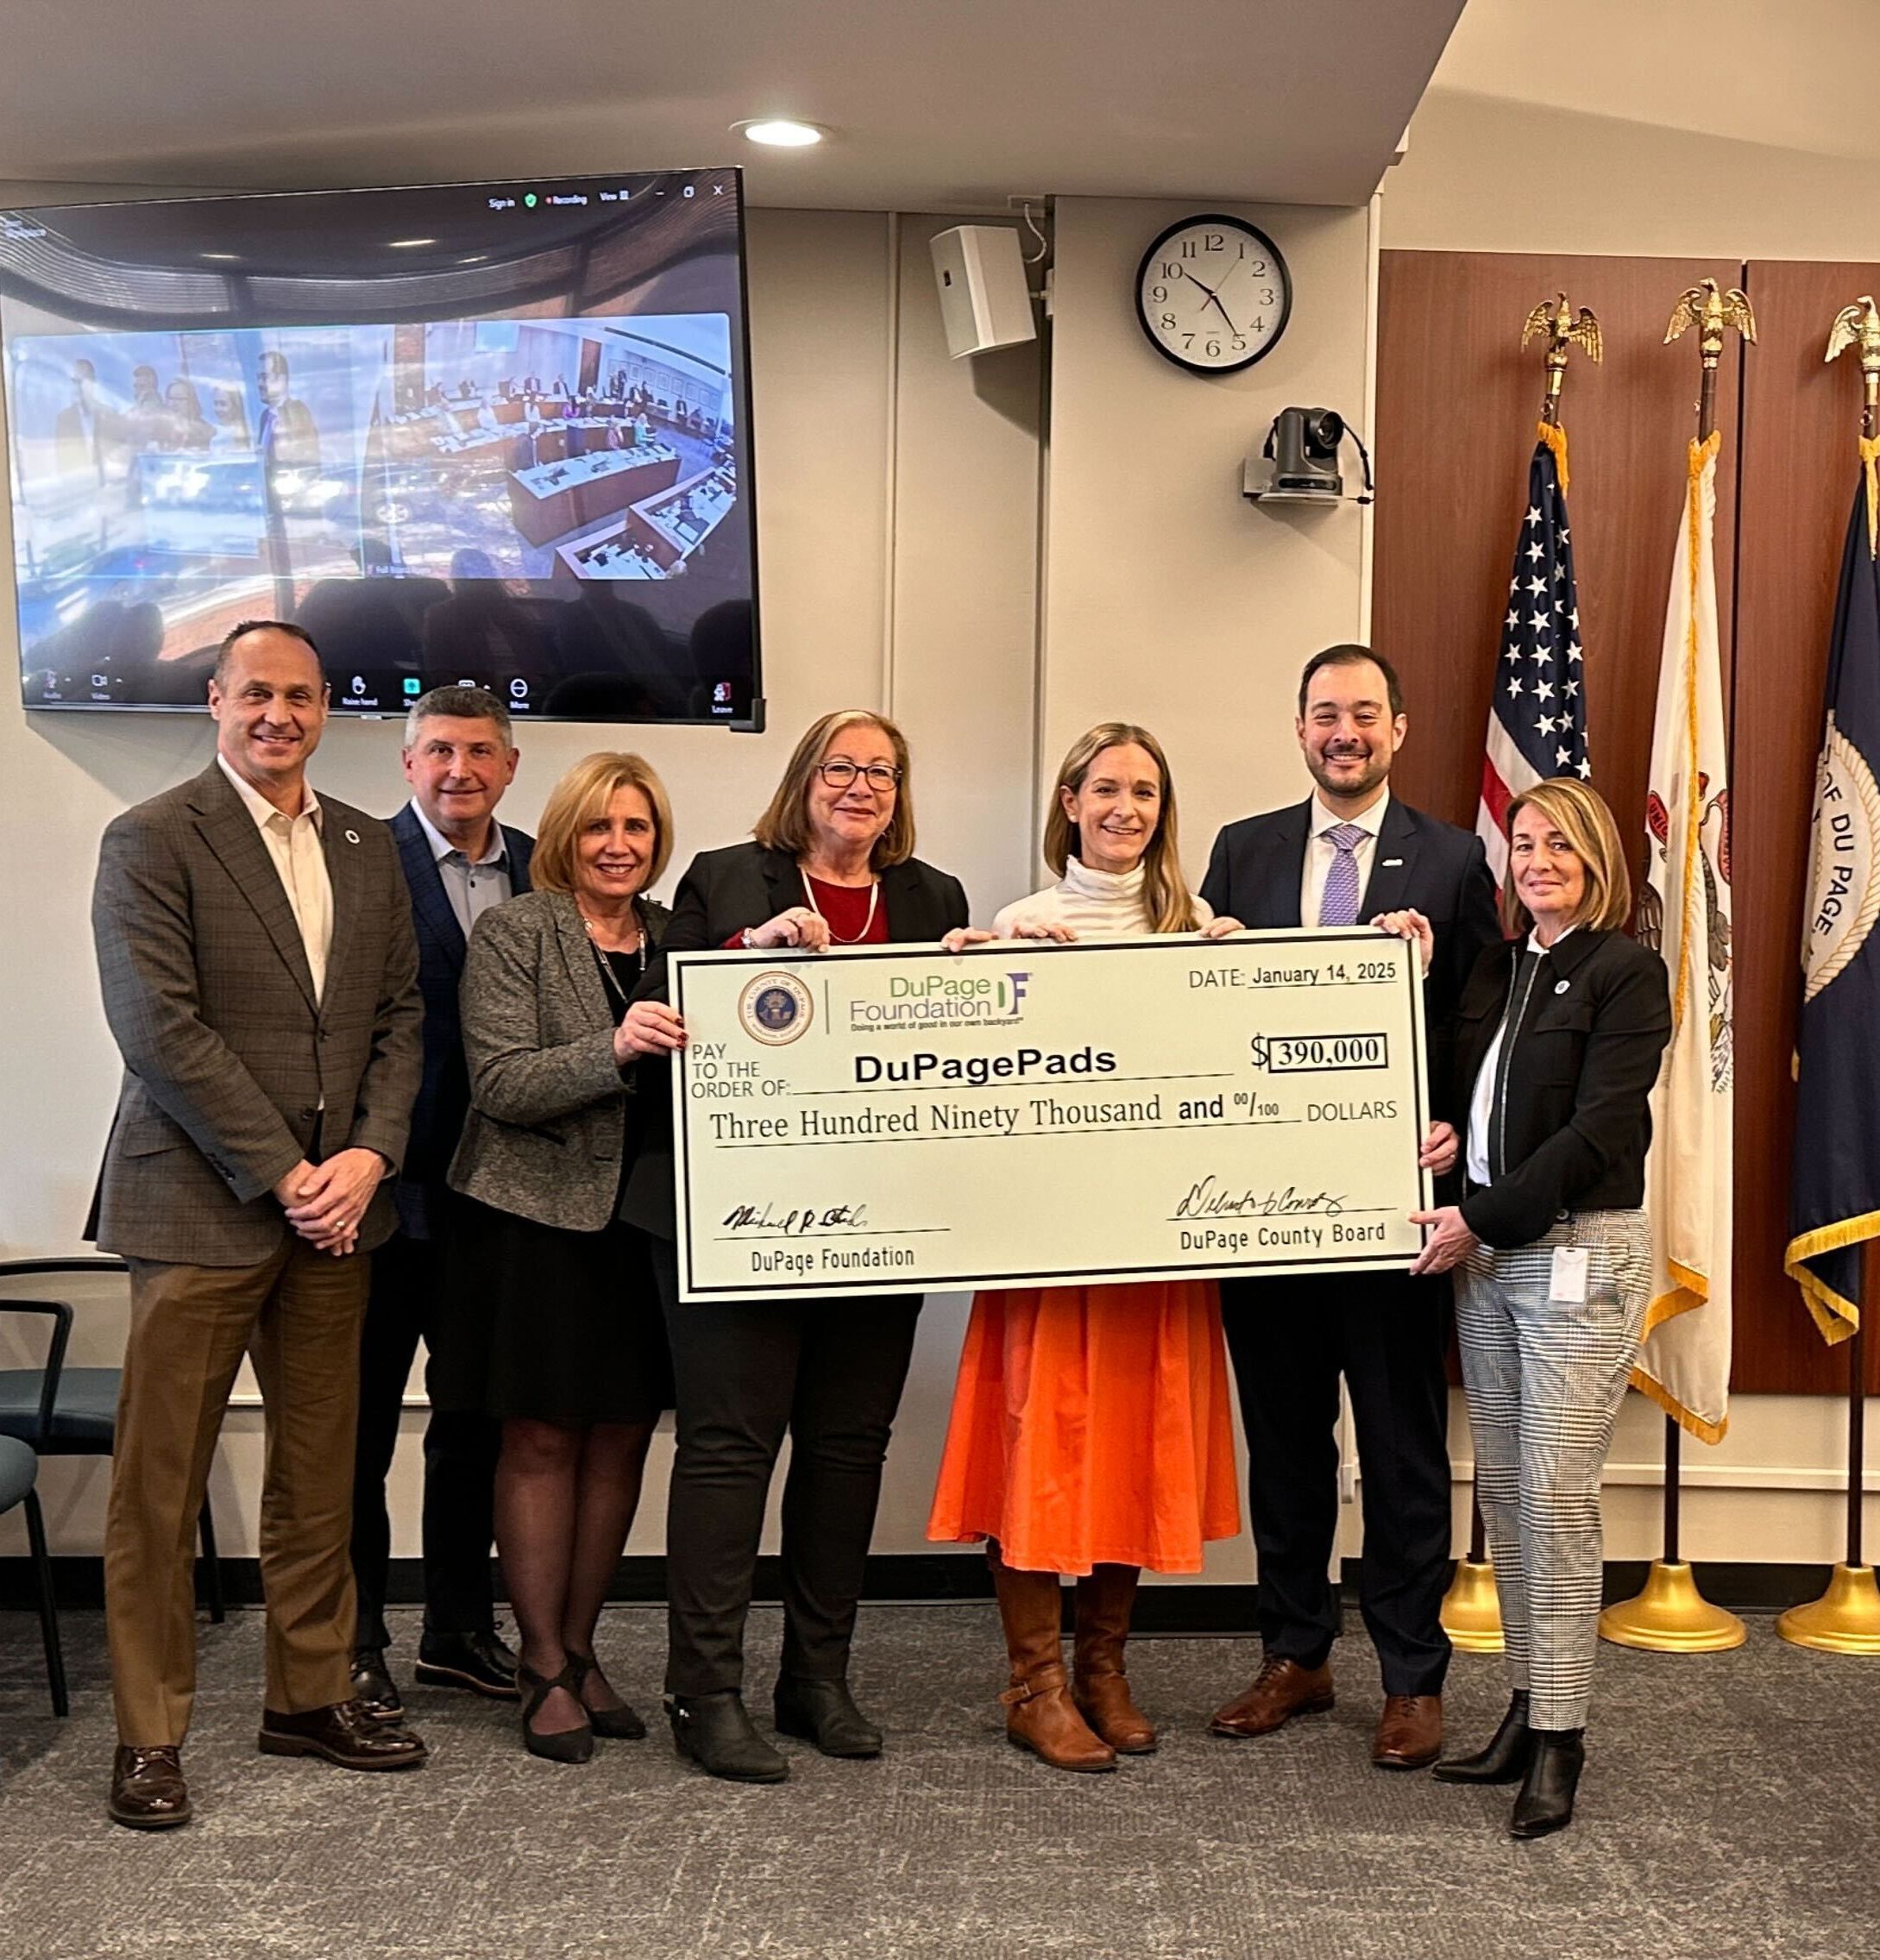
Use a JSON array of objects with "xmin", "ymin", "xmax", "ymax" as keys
[{"xmin": 106, "ymin": 1238, "xmax": 370, "ymax": 1746}]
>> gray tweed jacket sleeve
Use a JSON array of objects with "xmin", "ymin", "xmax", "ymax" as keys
[{"xmin": 449, "ymin": 889, "xmax": 668, "ymax": 1233}]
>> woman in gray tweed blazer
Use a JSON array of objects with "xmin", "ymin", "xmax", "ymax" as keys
[{"xmin": 440, "ymin": 751, "xmax": 684, "ymax": 1765}]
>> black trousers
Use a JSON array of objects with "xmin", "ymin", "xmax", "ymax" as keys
[
  {"xmin": 652, "ymin": 1241, "xmax": 921, "ymax": 1696},
  {"xmin": 1220, "ymin": 1271, "xmax": 1454, "ymax": 1697},
  {"xmin": 350, "ymin": 1226, "xmax": 501, "ymax": 1650}
]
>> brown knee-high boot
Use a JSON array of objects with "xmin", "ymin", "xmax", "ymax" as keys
[
  {"xmin": 987, "ymin": 1544, "xmax": 1116, "ymax": 1773},
  {"xmin": 1072, "ymin": 1563, "xmax": 1157, "ymax": 1754}
]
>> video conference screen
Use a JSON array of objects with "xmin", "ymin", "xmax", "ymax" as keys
[{"xmin": 0, "ymin": 170, "xmax": 759, "ymax": 724}]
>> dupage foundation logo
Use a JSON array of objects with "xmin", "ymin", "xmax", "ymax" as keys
[{"xmin": 846, "ymin": 968, "xmax": 1032, "ymax": 1034}]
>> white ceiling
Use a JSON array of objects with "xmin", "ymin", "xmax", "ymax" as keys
[
  {"xmin": 0, "ymin": 0, "xmax": 1467, "ymax": 211},
  {"xmin": 1426, "ymin": 0, "xmax": 1879, "ymax": 162}
]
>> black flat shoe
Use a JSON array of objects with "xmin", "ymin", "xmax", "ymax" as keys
[
  {"xmin": 666, "ymin": 1692, "xmax": 788, "ymax": 1783},
  {"xmin": 517, "ymin": 1663, "xmax": 594, "ymax": 1766},
  {"xmin": 1432, "ymin": 1691, "xmax": 1533, "ymax": 1786},
  {"xmin": 1510, "ymin": 1728, "xmax": 1584, "ymax": 1838},
  {"xmin": 565, "ymin": 1649, "xmax": 646, "ymax": 1740},
  {"xmin": 349, "ymin": 1646, "xmax": 404, "ymax": 1722},
  {"xmin": 417, "ymin": 1629, "xmax": 522, "ymax": 1700},
  {"xmin": 773, "ymin": 1675, "xmax": 883, "ymax": 1759}
]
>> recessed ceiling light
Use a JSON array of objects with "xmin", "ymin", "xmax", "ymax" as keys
[
  {"xmin": 733, "ymin": 118, "xmax": 827, "ymax": 148},
  {"xmin": 388, "ymin": 237, "xmax": 437, "ymax": 248},
  {"xmin": 201, "ymin": 252, "xmax": 239, "ymax": 262}
]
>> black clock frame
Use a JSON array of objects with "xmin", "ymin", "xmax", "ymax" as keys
[{"xmin": 1134, "ymin": 214, "xmax": 1292, "ymax": 375}]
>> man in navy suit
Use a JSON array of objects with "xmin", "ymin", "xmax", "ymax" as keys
[
  {"xmin": 1200, "ymin": 644, "xmax": 1500, "ymax": 1771},
  {"xmin": 349, "ymin": 685, "xmax": 533, "ymax": 1718}
]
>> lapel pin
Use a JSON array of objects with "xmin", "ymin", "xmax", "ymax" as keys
[
  {"xmin": 1382, "ymin": 858, "xmax": 1403, "ymax": 868},
  {"xmin": 1555, "ymin": 979, "xmax": 1570, "ymax": 994},
  {"xmin": 344, "ymin": 828, "xmax": 361, "ymax": 845}
]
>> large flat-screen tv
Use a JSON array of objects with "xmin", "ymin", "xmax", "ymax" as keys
[{"xmin": 0, "ymin": 169, "xmax": 760, "ymax": 725}]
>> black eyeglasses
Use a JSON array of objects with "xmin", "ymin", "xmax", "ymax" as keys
[{"xmin": 817, "ymin": 759, "xmax": 902, "ymax": 791}]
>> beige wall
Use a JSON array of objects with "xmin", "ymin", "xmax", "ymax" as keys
[{"xmin": 1041, "ymin": 198, "xmax": 1375, "ymax": 889}]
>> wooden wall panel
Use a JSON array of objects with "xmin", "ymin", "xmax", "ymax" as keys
[
  {"xmin": 1376, "ymin": 248, "xmax": 1878, "ymax": 1396},
  {"xmin": 1732, "ymin": 258, "xmax": 1880, "ymax": 1396},
  {"xmin": 1374, "ymin": 252, "xmax": 1739, "ymax": 883}
]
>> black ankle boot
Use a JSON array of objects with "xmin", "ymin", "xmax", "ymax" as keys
[
  {"xmin": 1431, "ymin": 1692, "xmax": 1534, "ymax": 1785},
  {"xmin": 1510, "ymin": 1728, "xmax": 1584, "ymax": 1838},
  {"xmin": 773, "ymin": 1676, "xmax": 883, "ymax": 1758},
  {"xmin": 665, "ymin": 1692, "xmax": 789, "ymax": 1784}
]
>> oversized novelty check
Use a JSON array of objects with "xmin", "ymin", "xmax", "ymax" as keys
[{"xmin": 670, "ymin": 928, "xmax": 1431, "ymax": 1301}]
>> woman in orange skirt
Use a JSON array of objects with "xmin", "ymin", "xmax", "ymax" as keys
[{"xmin": 927, "ymin": 722, "xmax": 1245, "ymax": 1772}]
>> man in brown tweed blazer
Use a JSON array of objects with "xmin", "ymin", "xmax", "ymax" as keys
[{"xmin": 90, "ymin": 620, "xmax": 427, "ymax": 1829}]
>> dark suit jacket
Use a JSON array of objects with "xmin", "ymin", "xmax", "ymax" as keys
[
  {"xmin": 388, "ymin": 802, "xmax": 534, "ymax": 1227},
  {"xmin": 1200, "ymin": 794, "xmax": 1501, "ymax": 1121},
  {"xmin": 623, "ymin": 840, "xmax": 971, "ymax": 1237},
  {"xmin": 89, "ymin": 761, "xmax": 423, "ymax": 1266},
  {"xmin": 1450, "ymin": 929, "xmax": 1671, "ymax": 1248}
]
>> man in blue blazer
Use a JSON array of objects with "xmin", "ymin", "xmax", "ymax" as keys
[
  {"xmin": 1200, "ymin": 645, "xmax": 1500, "ymax": 1772},
  {"xmin": 350, "ymin": 685, "xmax": 533, "ymax": 1718}
]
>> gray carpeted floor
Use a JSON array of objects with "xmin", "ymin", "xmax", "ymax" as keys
[{"xmin": 2, "ymin": 1603, "xmax": 1877, "ymax": 1960}]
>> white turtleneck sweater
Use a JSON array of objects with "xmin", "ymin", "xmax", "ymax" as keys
[{"xmin": 992, "ymin": 856, "xmax": 1213, "ymax": 940}]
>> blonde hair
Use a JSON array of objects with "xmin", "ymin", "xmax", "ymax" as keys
[
  {"xmin": 531, "ymin": 751, "xmax": 674, "ymax": 897},
  {"xmin": 1043, "ymin": 722, "xmax": 1198, "ymax": 935},
  {"xmin": 1500, "ymin": 776, "xmax": 1630, "ymax": 936},
  {"xmin": 752, "ymin": 709, "xmax": 915, "ymax": 868}
]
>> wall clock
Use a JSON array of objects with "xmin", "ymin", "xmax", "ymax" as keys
[{"xmin": 1135, "ymin": 215, "xmax": 1292, "ymax": 374}]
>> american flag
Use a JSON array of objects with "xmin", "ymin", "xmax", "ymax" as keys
[{"xmin": 1475, "ymin": 429, "xmax": 1590, "ymax": 883}]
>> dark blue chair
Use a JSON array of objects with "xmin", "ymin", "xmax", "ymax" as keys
[
  {"xmin": 0, "ymin": 1259, "xmax": 223, "ymax": 1624},
  {"xmin": 0, "ymin": 1297, "xmax": 70, "ymax": 1715}
]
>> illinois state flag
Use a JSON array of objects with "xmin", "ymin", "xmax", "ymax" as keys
[
  {"xmin": 1635, "ymin": 432, "xmax": 1732, "ymax": 1441},
  {"xmin": 1786, "ymin": 449, "xmax": 1880, "ymax": 1342}
]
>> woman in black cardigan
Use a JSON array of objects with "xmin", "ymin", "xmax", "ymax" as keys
[
  {"xmin": 627, "ymin": 708, "xmax": 972, "ymax": 1783},
  {"xmin": 1411, "ymin": 777, "xmax": 1670, "ymax": 1840}
]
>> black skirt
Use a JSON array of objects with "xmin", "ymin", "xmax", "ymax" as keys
[{"xmin": 431, "ymin": 1194, "xmax": 674, "ymax": 1426}]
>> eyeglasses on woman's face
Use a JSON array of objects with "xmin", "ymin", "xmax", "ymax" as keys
[{"xmin": 816, "ymin": 757, "xmax": 902, "ymax": 793}]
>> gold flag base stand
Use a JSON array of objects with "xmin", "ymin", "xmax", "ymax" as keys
[
  {"xmin": 1776, "ymin": 1565, "xmax": 1880, "ymax": 1655},
  {"xmin": 1599, "ymin": 1561, "xmax": 1747, "ymax": 1651},
  {"xmin": 1440, "ymin": 1558, "xmax": 1505, "ymax": 1652}
]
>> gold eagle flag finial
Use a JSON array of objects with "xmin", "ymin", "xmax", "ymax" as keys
[
  {"xmin": 1826, "ymin": 295, "xmax": 1880, "ymax": 437},
  {"xmin": 1521, "ymin": 293, "xmax": 1602, "ymax": 430},
  {"xmin": 1665, "ymin": 278, "xmax": 1757, "ymax": 367},
  {"xmin": 1826, "ymin": 295, "xmax": 1880, "ymax": 548}
]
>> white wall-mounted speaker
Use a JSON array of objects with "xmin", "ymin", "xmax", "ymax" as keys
[{"xmin": 928, "ymin": 225, "xmax": 1037, "ymax": 359}]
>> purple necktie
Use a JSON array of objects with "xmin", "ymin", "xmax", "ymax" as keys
[{"xmin": 1319, "ymin": 823, "xmax": 1368, "ymax": 927}]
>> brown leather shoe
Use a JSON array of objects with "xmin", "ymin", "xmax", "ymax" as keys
[
  {"xmin": 1372, "ymin": 1693, "xmax": 1443, "ymax": 1770},
  {"xmin": 989, "ymin": 1546, "xmax": 1116, "ymax": 1773},
  {"xmin": 1210, "ymin": 1655, "xmax": 1335, "ymax": 1737},
  {"xmin": 109, "ymin": 1745, "xmax": 192, "ymax": 1830},
  {"xmin": 258, "ymin": 1699, "xmax": 428, "ymax": 1771},
  {"xmin": 1072, "ymin": 1565, "xmax": 1157, "ymax": 1754}
]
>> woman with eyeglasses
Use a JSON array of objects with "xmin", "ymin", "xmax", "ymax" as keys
[{"xmin": 625, "ymin": 709, "xmax": 972, "ymax": 1783}]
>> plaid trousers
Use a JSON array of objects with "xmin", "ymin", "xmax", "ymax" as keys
[{"xmin": 1455, "ymin": 1209, "xmax": 1650, "ymax": 1731}]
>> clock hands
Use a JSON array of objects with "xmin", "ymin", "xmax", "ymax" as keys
[{"xmin": 1178, "ymin": 267, "xmax": 1240, "ymax": 335}]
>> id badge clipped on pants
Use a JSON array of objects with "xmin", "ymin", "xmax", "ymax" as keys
[{"xmin": 1549, "ymin": 1245, "xmax": 1590, "ymax": 1305}]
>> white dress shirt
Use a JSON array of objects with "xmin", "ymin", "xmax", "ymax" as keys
[
  {"xmin": 1464, "ymin": 925, "xmax": 1576, "ymax": 1186},
  {"xmin": 1299, "ymin": 788, "xmax": 1392, "ymax": 928},
  {"xmin": 411, "ymin": 802, "xmax": 513, "ymax": 940},
  {"xmin": 217, "ymin": 752, "xmax": 333, "ymax": 1003}
]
